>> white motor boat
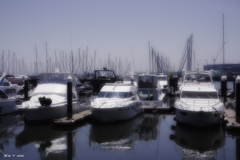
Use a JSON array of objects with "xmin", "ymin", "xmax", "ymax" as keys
[
  {"xmin": 91, "ymin": 81, "xmax": 142, "ymax": 122},
  {"xmin": 137, "ymin": 74, "xmax": 165, "ymax": 107},
  {"xmin": 17, "ymin": 72, "xmax": 89, "ymax": 122},
  {"xmin": 174, "ymin": 70, "xmax": 224, "ymax": 126},
  {"xmin": 0, "ymin": 73, "xmax": 23, "ymax": 115}
]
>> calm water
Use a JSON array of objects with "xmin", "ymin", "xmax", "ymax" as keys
[{"xmin": 0, "ymin": 82, "xmax": 239, "ymax": 160}]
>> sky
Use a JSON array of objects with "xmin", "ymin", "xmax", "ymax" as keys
[{"xmin": 0, "ymin": 0, "xmax": 240, "ymax": 74}]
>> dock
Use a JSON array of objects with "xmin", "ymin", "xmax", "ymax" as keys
[
  {"xmin": 222, "ymin": 109, "xmax": 240, "ymax": 130},
  {"xmin": 53, "ymin": 110, "xmax": 91, "ymax": 125},
  {"xmin": 142, "ymin": 106, "xmax": 174, "ymax": 113}
]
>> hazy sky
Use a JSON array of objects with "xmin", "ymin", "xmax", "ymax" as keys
[{"xmin": 0, "ymin": 0, "xmax": 239, "ymax": 73}]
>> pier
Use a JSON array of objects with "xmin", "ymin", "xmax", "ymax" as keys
[{"xmin": 53, "ymin": 110, "xmax": 91, "ymax": 125}]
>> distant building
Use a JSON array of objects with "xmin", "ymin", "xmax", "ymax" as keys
[{"xmin": 203, "ymin": 63, "xmax": 240, "ymax": 77}]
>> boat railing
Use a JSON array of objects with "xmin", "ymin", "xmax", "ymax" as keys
[
  {"xmin": 183, "ymin": 81, "xmax": 214, "ymax": 87},
  {"xmin": 178, "ymin": 98, "xmax": 222, "ymax": 112},
  {"xmin": 93, "ymin": 98, "xmax": 132, "ymax": 108}
]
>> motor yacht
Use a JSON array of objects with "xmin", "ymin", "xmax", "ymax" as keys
[
  {"xmin": 137, "ymin": 74, "xmax": 165, "ymax": 107},
  {"xmin": 0, "ymin": 73, "xmax": 23, "ymax": 115},
  {"xmin": 174, "ymin": 70, "xmax": 224, "ymax": 126},
  {"xmin": 17, "ymin": 72, "xmax": 89, "ymax": 122},
  {"xmin": 91, "ymin": 81, "xmax": 142, "ymax": 122}
]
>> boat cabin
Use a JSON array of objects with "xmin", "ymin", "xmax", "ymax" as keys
[
  {"xmin": 97, "ymin": 83, "xmax": 136, "ymax": 99},
  {"xmin": 80, "ymin": 68, "xmax": 117, "ymax": 93},
  {"xmin": 38, "ymin": 72, "xmax": 77, "ymax": 86},
  {"xmin": 157, "ymin": 74, "xmax": 167, "ymax": 81},
  {"xmin": 138, "ymin": 75, "xmax": 157, "ymax": 88}
]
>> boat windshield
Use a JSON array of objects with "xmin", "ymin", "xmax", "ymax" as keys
[
  {"xmin": 185, "ymin": 74, "xmax": 211, "ymax": 82},
  {"xmin": 39, "ymin": 73, "xmax": 75, "ymax": 85},
  {"xmin": 181, "ymin": 91, "xmax": 218, "ymax": 99},
  {"xmin": 138, "ymin": 89, "xmax": 158, "ymax": 100},
  {"xmin": 95, "ymin": 70, "xmax": 115, "ymax": 79},
  {"xmin": 139, "ymin": 76, "xmax": 157, "ymax": 83},
  {"xmin": 158, "ymin": 77, "xmax": 167, "ymax": 81},
  {"xmin": 0, "ymin": 90, "xmax": 8, "ymax": 99},
  {"xmin": 98, "ymin": 92, "xmax": 134, "ymax": 98},
  {"xmin": 4, "ymin": 89, "xmax": 16, "ymax": 98},
  {"xmin": 124, "ymin": 75, "xmax": 134, "ymax": 82}
]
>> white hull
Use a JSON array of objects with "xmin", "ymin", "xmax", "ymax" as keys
[
  {"xmin": 91, "ymin": 103, "xmax": 142, "ymax": 122},
  {"xmin": 19, "ymin": 101, "xmax": 89, "ymax": 122},
  {"xmin": 175, "ymin": 108, "xmax": 223, "ymax": 126},
  {"xmin": 0, "ymin": 98, "xmax": 18, "ymax": 115}
]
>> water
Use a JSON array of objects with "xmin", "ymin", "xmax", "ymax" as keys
[{"xmin": 0, "ymin": 82, "xmax": 239, "ymax": 160}]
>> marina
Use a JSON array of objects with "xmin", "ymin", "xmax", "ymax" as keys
[
  {"xmin": 1, "ymin": 74, "xmax": 240, "ymax": 159},
  {"xmin": 1, "ymin": 1, "xmax": 240, "ymax": 159}
]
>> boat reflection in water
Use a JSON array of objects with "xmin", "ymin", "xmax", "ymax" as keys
[
  {"xmin": 0, "ymin": 114, "xmax": 23, "ymax": 157},
  {"xmin": 171, "ymin": 123, "xmax": 225, "ymax": 159},
  {"xmin": 89, "ymin": 115, "xmax": 144, "ymax": 151},
  {"xmin": 138, "ymin": 114, "xmax": 159, "ymax": 141},
  {"xmin": 89, "ymin": 113, "xmax": 161, "ymax": 151},
  {"xmin": 15, "ymin": 124, "xmax": 76, "ymax": 160}
]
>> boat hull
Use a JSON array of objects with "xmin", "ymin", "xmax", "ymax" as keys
[
  {"xmin": 91, "ymin": 103, "xmax": 142, "ymax": 122},
  {"xmin": 175, "ymin": 108, "xmax": 223, "ymax": 126},
  {"xmin": 19, "ymin": 101, "xmax": 89, "ymax": 122},
  {"xmin": 0, "ymin": 98, "xmax": 18, "ymax": 115}
]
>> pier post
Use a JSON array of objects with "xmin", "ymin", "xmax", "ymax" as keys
[
  {"xmin": 221, "ymin": 75, "xmax": 227, "ymax": 105},
  {"xmin": 233, "ymin": 75, "xmax": 236, "ymax": 95},
  {"xmin": 67, "ymin": 76, "xmax": 73, "ymax": 119},
  {"xmin": 24, "ymin": 77, "xmax": 28, "ymax": 100},
  {"xmin": 236, "ymin": 76, "xmax": 240, "ymax": 123},
  {"xmin": 173, "ymin": 75, "xmax": 176, "ymax": 93},
  {"xmin": 175, "ymin": 75, "xmax": 178, "ymax": 91}
]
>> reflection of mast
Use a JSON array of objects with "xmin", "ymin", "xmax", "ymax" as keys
[{"xmin": 223, "ymin": 14, "xmax": 225, "ymax": 65}]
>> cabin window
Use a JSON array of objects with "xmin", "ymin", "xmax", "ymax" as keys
[
  {"xmin": 105, "ymin": 92, "xmax": 118, "ymax": 98},
  {"xmin": 181, "ymin": 91, "xmax": 218, "ymax": 99},
  {"xmin": 138, "ymin": 90, "xmax": 158, "ymax": 100},
  {"xmin": 98, "ymin": 92, "xmax": 133, "ymax": 99},
  {"xmin": 5, "ymin": 89, "xmax": 16, "ymax": 98},
  {"xmin": 118, "ymin": 92, "xmax": 129, "ymax": 98},
  {"xmin": 98, "ymin": 92, "xmax": 107, "ymax": 98},
  {"xmin": 128, "ymin": 92, "xmax": 134, "ymax": 97},
  {"xmin": 158, "ymin": 77, "xmax": 167, "ymax": 81},
  {"xmin": 39, "ymin": 73, "xmax": 76, "ymax": 86},
  {"xmin": 139, "ymin": 76, "xmax": 157, "ymax": 83},
  {"xmin": 0, "ymin": 90, "xmax": 8, "ymax": 99}
]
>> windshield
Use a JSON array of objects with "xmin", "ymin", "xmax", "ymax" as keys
[
  {"xmin": 138, "ymin": 89, "xmax": 158, "ymax": 100},
  {"xmin": 139, "ymin": 76, "xmax": 157, "ymax": 83},
  {"xmin": 95, "ymin": 70, "xmax": 115, "ymax": 79},
  {"xmin": 158, "ymin": 77, "xmax": 167, "ymax": 81},
  {"xmin": 98, "ymin": 92, "xmax": 134, "ymax": 98},
  {"xmin": 185, "ymin": 74, "xmax": 211, "ymax": 82},
  {"xmin": 181, "ymin": 91, "xmax": 218, "ymax": 99},
  {"xmin": 4, "ymin": 89, "xmax": 16, "ymax": 98},
  {"xmin": 39, "ymin": 73, "xmax": 76, "ymax": 85}
]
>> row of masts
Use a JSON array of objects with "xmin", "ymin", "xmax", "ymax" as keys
[
  {"xmin": 148, "ymin": 41, "xmax": 175, "ymax": 75},
  {"xmin": 0, "ymin": 44, "xmax": 138, "ymax": 76}
]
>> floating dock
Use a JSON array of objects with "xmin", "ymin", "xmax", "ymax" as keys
[
  {"xmin": 222, "ymin": 109, "xmax": 240, "ymax": 130},
  {"xmin": 142, "ymin": 106, "xmax": 174, "ymax": 113},
  {"xmin": 53, "ymin": 110, "xmax": 91, "ymax": 125}
]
